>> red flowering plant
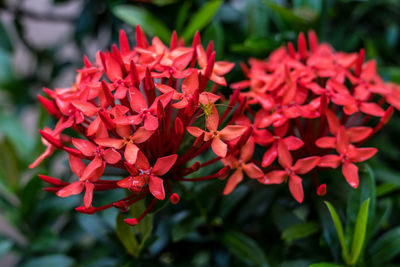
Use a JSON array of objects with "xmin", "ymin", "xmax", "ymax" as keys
[
  {"xmin": 30, "ymin": 25, "xmax": 249, "ymax": 225},
  {"xmin": 232, "ymin": 31, "xmax": 399, "ymax": 203}
]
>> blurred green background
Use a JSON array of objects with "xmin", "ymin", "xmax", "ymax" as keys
[{"xmin": 1, "ymin": 0, "xmax": 400, "ymax": 266}]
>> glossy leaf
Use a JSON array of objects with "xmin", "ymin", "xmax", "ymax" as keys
[
  {"xmin": 112, "ymin": 5, "xmax": 171, "ymax": 43},
  {"xmin": 182, "ymin": 0, "xmax": 223, "ymax": 41},
  {"xmin": 281, "ymin": 221, "xmax": 320, "ymax": 243},
  {"xmin": 325, "ymin": 201, "xmax": 350, "ymax": 262},
  {"xmin": 221, "ymin": 230, "xmax": 269, "ymax": 267},
  {"xmin": 349, "ymin": 198, "xmax": 370, "ymax": 265},
  {"xmin": 369, "ymin": 227, "xmax": 400, "ymax": 264},
  {"xmin": 116, "ymin": 212, "xmax": 139, "ymax": 256}
]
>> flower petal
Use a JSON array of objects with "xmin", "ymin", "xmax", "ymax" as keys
[
  {"xmin": 289, "ymin": 175, "xmax": 304, "ymax": 203},
  {"xmin": 132, "ymin": 127, "xmax": 154, "ymax": 143},
  {"xmin": 243, "ymin": 163, "xmax": 264, "ymax": 179},
  {"xmin": 360, "ymin": 102, "xmax": 385, "ymax": 117},
  {"xmin": 129, "ymin": 87, "xmax": 147, "ymax": 112},
  {"xmin": 182, "ymin": 71, "xmax": 198, "ymax": 94},
  {"xmin": 69, "ymin": 154, "xmax": 85, "ymax": 177},
  {"xmin": 319, "ymin": 155, "xmax": 341, "ymax": 168},
  {"xmin": 187, "ymin": 127, "xmax": 205, "ymax": 138},
  {"xmin": 102, "ymin": 148, "xmax": 121, "ymax": 164},
  {"xmin": 95, "ymin": 138, "xmax": 125, "ymax": 149},
  {"xmin": 84, "ymin": 182, "xmax": 95, "ymax": 208},
  {"xmin": 277, "ymin": 140, "xmax": 293, "ymax": 169},
  {"xmin": 223, "ymin": 169, "xmax": 243, "ymax": 195},
  {"xmin": 348, "ymin": 147, "xmax": 377, "ymax": 163},
  {"xmin": 342, "ymin": 162, "xmax": 359, "ymax": 188},
  {"xmin": 81, "ymin": 156, "xmax": 105, "ymax": 181},
  {"xmin": 283, "ymin": 136, "xmax": 304, "ymax": 150},
  {"xmin": 144, "ymin": 114, "xmax": 159, "ymax": 131},
  {"xmin": 124, "ymin": 142, "xmax": 140, "ymax": 165},
  {"xmin": 57, "ymin": 181, "xmax": 84, "ymax": 197},
  {"xmin": 261, "ymin": 142, "xmax": 278, "ymax": 167},
  {"xmin": 292, "ymin": 156, "xmax": 320, "ymax": 174},
  {"xmin": 315, "ymin": 137, "xmax": 336, "ymax": 148},
  {"xmin": 259, "ymin": 170, "xmax": 287, "ymax": 184},
  {"xmin": 211, "ymin": 136, "xmax": 227, "ymax": 158},
  {"xmin": 72, "ymin": 138, "xmax": 97, "ymax": 157},
  {"xmin": 347, "ymin": 127, "xmax": 372, "ymax": 143},
  {"xmin": 219, "ymin": 125, "xmax": 247, "ymax": 141},
  {"xmin": 149, "ymin": 175, "xmax": 165, "ymax": 200},
  {"xmin": 152, "ymin": 154, "xmax": 178, "ymax": 176}
]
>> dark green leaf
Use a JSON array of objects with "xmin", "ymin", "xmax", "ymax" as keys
[
  {"xmin": 281, "ymin": 221, "xmax": 320, "ymax": 243},
  {"xmin": 112, "ymin": 5, "xmax": 171, "ymax": 43},
  {"xmin": 182, "ymin": 0, "xmax": 223, "ymax": 41},
  {"xmin": 221, "ymin": 230, "xmax": 269, "ymax": 267},
  {"xmin": 116, "ymin": 212, "xmax": 138, "ymax": 256},
  {"xmin": 369, "ymin": 227, "xmax": 400, "ymax": 264}
]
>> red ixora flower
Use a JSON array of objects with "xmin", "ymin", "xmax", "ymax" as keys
[
  {"xmin": 233, "ymin": 31, "xmax": 398, "ymax": 202},
  {"xmin": 31, "ymin": 25, "xmax": 250, "ymax": 225}
]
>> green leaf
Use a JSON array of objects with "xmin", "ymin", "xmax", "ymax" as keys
[
  {"xmin": 116, "ymin": 212, "xmax": 139, "ymax": 256},
  {"xmin": 349, "ymin": 198, "xmax": 370, "ymax": 265},
  {"xmin": 281, "ymin": 221, "xmax": 320, "ymax": 243},
  {"xmin": 369, "ymin": 227, "xmax": 400, "ymax": 264},
  {"xmin": 20, "ymin": 254, "xmax": 74, "ymax": 267},
  {"xmin": 346, "ymin": 164, "xmax": 375, "ymax": 243},
  {"xmin": 175, "ymin": 1, "xmax": 192, "ymax": 33},
  {"xmin": 112, "ymin": 5, "xmax": 171, "ymax": 43},
  {"xmin": 130, "ymin": 198, "xmax": 154, "ymax": 252},
  {"xmin": 325, "ymin": 201, "xmax": 350, "ymax": 262},
  {"xmin": 182, "ymin": 0, "xmax": 223, "ymax": 41},
  {"xmin": 221, "ymin": 230, "xmax": 269, "ymax": 267}
]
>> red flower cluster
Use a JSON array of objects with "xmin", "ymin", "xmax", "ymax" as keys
[
  {"xmin": 32, "ymin": 27, "xmax": 399, "ymax": 223},
  {"xmin": 31, "ymin": 26, "xmax": 248, "ymax": 225},
  {"xmin": 232, "ymin": 31, "xmax": 398, "ymax": 202}
]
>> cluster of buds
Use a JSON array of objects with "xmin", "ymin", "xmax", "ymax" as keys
[
  {"xmin": 31, "ymin": 26, "xmax": 249, "ymax": 225},
  {"xmin": 232, "ymin": 31, "xmax": 399, "ymax": 202}
]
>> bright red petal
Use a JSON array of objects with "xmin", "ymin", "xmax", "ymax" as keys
[
  {"xmin": 72, "ymin": 138, "xmax": 97, "ymax": 157},
  {"xmin": 71, "ymin": 100, "xmax": 98, "ymax": 117},
  {"xmin": 318, "ymin": 155, "xmax": 341, "ymax": 168},
  {"xmin": 84, "ymin": 182, "xmax": 95, "ymax": 208},
  {"xmin": 81, "ymin": 156, "xmax": 104, "ymax": 181},
  {"xmin": 144, "ymin": 114, "xmax": 159, "ymax": 131},
  {"xmin": 315, "ymin": 137, "xmax": 336, "ymax": 148},
  {"xmin": 102, "ymin": 148, "xmax": 121, "ymax": 164},
  {"xmin": 182, "ymin": 71, "xmax": 198, "ymax": 94},
  {"xmin": 129, "ymin": 88, "xmax": 147, "ymax": 112},
  {"xmin": 277, "ymin": 140, "xmax": 293, "ymax": 169},
  {"xmin": 360, "ymin": 102, "xmax": 385, "ymax": 117},
  {"xmin": 149, "ymin": 175, "xmax": 165, "ymax": 200},
  {"xmin": 95, "ymin": 138, "xmax": 125, "ymax": 149},
  {"xmin": 187, "ymin": 127, "xmax": 205, "ymax": 138},
  {"xmin": 259, "ymin": 170, "xmax": 287, "ymax": 184},
  {"xmin": 219, "ymin": 125, "xmax": 247, "ymax": 141},
  {"xmin": 243, "ymin": 163, "xmax": 264, "ymax": 179},
  {"xmin": 124, "ymin": 142, "xmax": 140, "ymax": 165},
  {"xmin": 69, "ymin": 154, "xmax": 85, "ymax": 177},
  {"xmin": 347, "ymin": 127, "xmax": 373, "ymax": 143},
  {"xmin": 211, "ymin": 136, "xmax": 227, "ymax": 158},
  {"xmin": 152, "ymin": 154, "xmax": 178, "ymax": 176},
  {"xmin": 342, "ymin": 162, "xmax": 359, "ymax": 188},
  {"xmin": 293, "ymin": 156, "xmax": 320, "ymax": 175},
  {"xmin": 261, "ymin": 143, "xmax": 278, "ymax": 167},
  {"xmin": 57, "ymin": 181, "xmax": 84, "ymax": 197},
  {"xmin": 206, "ymin": 106, "xmax": 219, "ymax": 132},
  {"xmin": 289, "ymin": 175, "xmax": 304, "ymax": 203},
  {"xmin": 223, "ymin": 169, "xmax": 243, "ymax": 195},
  {"xmin": 131, "ymin": 127, "xmax": 154, "ymax": 143},
  {"xmin": 336, "ymin": 126, "xmax": 349, "ymax": 155},
  {"xmin": 348, "ymin": 147, "xmax": 377, "ymax": 163},
  {"xmin": 283, "ymin": 136, "xmax": 304, "ymax": 150}
]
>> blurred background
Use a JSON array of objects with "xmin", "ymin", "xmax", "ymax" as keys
[{"xmin": 1, "ymin": 0, "xmax": 400, "ymax": 266}]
